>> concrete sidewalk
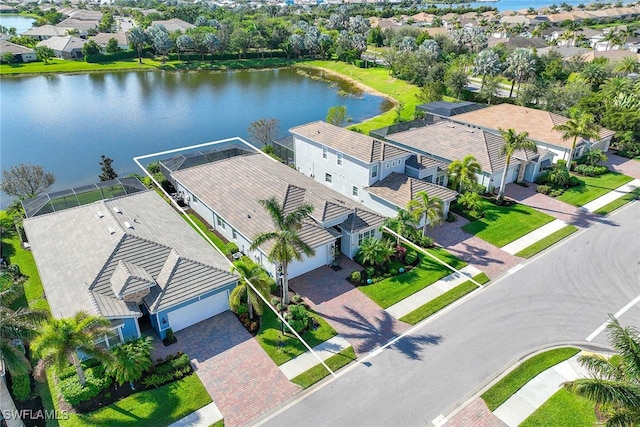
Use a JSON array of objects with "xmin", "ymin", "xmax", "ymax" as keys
[
  {"xmin": 278, "ymin": 335, "xmax": 351, "ymax": 380},
  {"xmin": 581, "ymin": 178, "xmax": 640, "ymax": 213},
  {"xmin": 501, "ymin": 219, "xmax": 568, "ymax": 255},
  {"xmin": 168, "ymin": 402, "xmax": 223, "ymax": 427},
  {"xmin": 386, "ymin": 265, "xmax": 482, "ymax": 319},
  {"xmin": 492, "ymin": 356, "xmax": 590, "ymax": 426}
]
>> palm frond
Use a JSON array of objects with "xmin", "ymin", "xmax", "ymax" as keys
[{"xmin": 565, "ymin": 378, "xmax": 640, "ymax": 408}]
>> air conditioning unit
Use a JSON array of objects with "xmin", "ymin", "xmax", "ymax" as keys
[{"xmin": 232, "ymin": 252, "xmax": 242, "ymax": 260}]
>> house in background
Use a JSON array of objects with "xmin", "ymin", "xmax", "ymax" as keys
[
  {"xmin": 90, "ymin": 32, "xmax": 130, "ymax": 51},
  {"xmin": 0, "ymin": 41, "xmax": 37, "ymax": 62},
  {"xmin": 290, "ymin": 121, "xmax": 457, "ymax": 220},
  {"xmin": 22, "ymin": 25, "xmax": 70, "ymax": 41},
  {"xmin": 36, "ymin": 36, "xmax": 88, "ymax": 60},
  {"xmin": 150, "ymin": 18, "xmax": 195, "ymax": 33},
  {"xmin": 24, "ymin": 190, "xmax": 238, "ymax": 341},
  {"xmin": 169, "ymin": 147, "xmax": 385, "ymax": 280}
]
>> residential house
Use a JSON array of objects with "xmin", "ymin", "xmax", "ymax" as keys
[
  {"xmin": 488, "ymin": 36, "xmax": 547, "ymax": 49},
  {"xmin": 22, "ymin": 25, "xmax": 71, "ymax": 41},
  {"xmin": 537, "ymin": 45, "xmax": 590, "ymax": 58},
  {"xmin": 0, "ymin": 41, "xmax": 37, "ymax": 62},
  {"xmin": 36, "ymin": 36, "xmax": 88, "ymax": 60},
  {"xmin": 150, "ymin": 18, "xmax": 194, "ymax": 33},
  {"xmin": 23, "ymin": 190, "xmax": 238, "ymax": 341},
  {"xmin": 290, "ymin": 121, "xmax": 457, "ymax": 220},
  {"xmin": 56, "ymin": 18, "xmax": 99, "ymax": 37},
  {"xmin": 90, "ymin": 32, "xmax": 130, "ymax": 51},
  {"xmin": 169, "ymin": 147, "xmax": 386, "ymax": 279}
]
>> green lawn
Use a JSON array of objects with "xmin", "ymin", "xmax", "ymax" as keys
[
  {"xmin": 294, "ymin": 61, "xmax": 422, "ymax": 133},
  {"xmin": 400, "ymin": 273, "xmax": 489, "ymax": 325},
  {"xmin": 520, "ymin": 388, "xmax": 597, "ymax": 427},
  {"xmin": 0, "ymin": 58, "xmax": 160, "ymax": 75},
  {"xmin": 482, "ymin": 347, "xmax": 580, "ymax": 411},
  {"xmin": 359, "ymin": 247, "xmax": 467, "ymax": 309},
  {"xmin": 291, "ymin": 347, "xmax": 357, "ymax": 389},
  {"xmin": 594, "ymin": 187, "xmax": 640, "ymax": 216},
  {"xmin": 514, "ymin": 225, "xmax": 578, "ymax": 259},
  {"xmin": 185, "ymin": 213, "xmax": 228, "ymax": 254},
  {"xmin": 256, "ymin": 308, "xmax": 338, "ymax": 366},
  {"xmin": 461, "ymin": 200, "xmax": 555, "ymax": 248},
  {"xmin": 556, "ymin": 172, "xmax": 633, "ymax": 207},
  {"xmin": 59, "ymin": 374, "xmax": 212, "ymax": 427}
]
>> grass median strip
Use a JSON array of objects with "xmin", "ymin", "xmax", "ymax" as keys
[
  {"xmin": 514, "ymin": 225, "xmax": 578, "ymax": 259},
  {"xmin": 291, "ymin": 347, "xmax": 357, "ymax": 389},
  {"xmin": 594, "ymin": 187, "xmax": 640, "ymax": 216},
  {"xmin": 399, "ymin": 273, "xmax": 489, "ymax": 325},
  {"xmin": 482, "ymin": 347, "xmax": 580, "ymax": 411}
]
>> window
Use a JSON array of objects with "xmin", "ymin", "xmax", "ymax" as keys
[
  {"xmin": 325, "ymin": 173, "xmax": 332, "ymax": 184},
  {"xmin": 352, "ymin": 186, "xmax": 358, "ymax": 197},
  {"xmin": 371, "ymin": 164, "xmax": 378, "ymax": 178},
  {"xmin": 232, "ymin": 229, "xmax": 237, "ymax": 240},
  {"xmin": 322, "ymin": 147, "xmax": 328, "ymax": 159},
  {"xmin": 95, "ymin": 330, "xmax": 122, "ymax": 350},
  {"xmin": 386, "ymin": 162, "xmax": 390, "ymax": 169},
  {"xmin": 337, "ymin": 153, "xmax": 343, "ymax": 166},
  {"xmin": 426, "ymin": 175, "xmax": 433, "ymax": 183},
  {"xmin": 193, "ymin": 195, "xmax": 199, "ymax": 204},
  {"xmin": 216, "ymin": 216, "xmax": 226, "ymax": 229},
  {"xmin": 391, "ymin": 160, "xmax": 396, "ymax": 167},
  {"xmin": 436, "ymin": 175, "xmax": 445, "ymax": 186},
  {"xmin": 358, "ymin": 229, "xmax": 375, "ymax": 245}
]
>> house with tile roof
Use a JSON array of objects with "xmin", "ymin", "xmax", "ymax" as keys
[
  {"xmin": 0, "ymin": 40, "xmax": 37, "ymax": 62},
  {"xmin": 36, "ymin": 35, "xmax": 88, "ymax": 60},
  {"xmin": 150, "ymin": 18, "xmax": 194, "ymax": 33},
  {"xmin": 22, "ymin": 24, "xmax": 71, "ymax": 41},
  {"xmin": 289, "ymin": 121, "xmax": 457, "ymax": 220},
  {"xmin": 170, "ymin": 149, "xmax": 386, "ymax": 280},
  {"xmin": 23, "ymin": 190, "xmax": 238, "ymax": 341}
]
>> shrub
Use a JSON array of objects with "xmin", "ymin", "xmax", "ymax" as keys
[
  {"xmin": 276, "ymin": 303, "xmax": 282, "ymax": 312},
  {"xmin": 142, "ymin": 372, "xmax": 172, "ymax": 389},
  {"xmin": 405, "ymin": 250, "xmax": 418, "ymax": 265},
  {"xmin": 419, "ymin": 235, "xmax": 434, "ymax": 248},
  {"xmin": 536, "ymin": 185, "xmax": 551, "ymax": 195},
  {"xmin": 568, "ymin": 176, "xmax": 581, "ymax": 187},
  {"xmin": 10, "ymin": 373, "xmax": 31, "ymax": 402},
  {"xmin": 574, "ymin": 164, "xmax": 608, "ymax": 177},
  {"xmin": 291, "ymin": 294, "xmax": 302, "ymax": 304},
  {"xmin": 249, "ymin": 322, "xmax": 258, "ymax": 332},
  {"xmin": 270, "ymin": 297, "xmax": 281, "ymax": 306},
  {"xmin": 154, "ymin": 353, "xmax": 191, "ymax": 376},
  {"xmin": 350, "ymin": 271, "xmax": 362, "ymax": 283},
  {"xmin": 364, "ymin": 266, "xmax": 375, "ymax": 278},
  {"xmin": 225, "ymin": 242, "xmax": 239, "ymax": 256},
  {"xmin": 236, "ymin": 303, "xmax": 248, "ymax": 315},
  {"xmin": 59, "ymin": 367, "xmax": 113, "ymax": 406},
  {"xmin": 549, "ymin": 188, "xmax": 565, "ymax": 197},
  {"xmin": 446, "ymin": 212, "xmax": 457, "ymax": 223},
  {"xmin": 535, "ymin": 172, "xmax": 549, "ymax": 185}
]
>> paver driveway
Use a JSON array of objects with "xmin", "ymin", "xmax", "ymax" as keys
[
  {"xmin": 605, "ymin": 152, "xmax": 640, "ymax": 179},
  {"xmin": 289, "ymin": 257, "xmax": 410, "ymax": 357},
  {"xmin": 152, "ymin": 311, "xmax": 299, "ymax": 427}
]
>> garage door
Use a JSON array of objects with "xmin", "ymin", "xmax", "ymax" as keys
[{"xmin": 167, "ymin": 291, "xmax": 229, "ymax": 332}]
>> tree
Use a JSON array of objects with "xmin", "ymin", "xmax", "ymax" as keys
[
  {"xmin": 2, "ymin": 52, "xmax": 14, "ymax": 65},
  {"xmin": 106, "ymin": 37, "xmax": 121, "ymax": 54},
  {"xmin": 1, "ymin": 278, "xmax": 48, "ymax": 376},
  {"xmin": 326, "ymin": 105, "xmax": 347, "ymax": 126},
  {"xmin": 586, "ymin": 148, "xmax": 607, "ymax": 166},
  {"xmin": 565, "ymin": 316, "xmax": 640, "ymax": 426},
  {"xmin": 504, "ymin": 48, "xmax": 537, "ymax": 98},
  {"xmin": 81, "ymin": 40, "xmax": 100, "ymax": 56},
  {"xmin": 358, "ymin": 237, "xmax": 394, "ymax": 267},
  {"xmin": 230, "ymin": 27, "xmax": 252, "ymax": 59},
  {"xmin": 448, "ymin": 155, "xmax": 481, "ymax": 193},
  {"xmin": 148, "ymin": 24, "xmax": 172, "ymax": 62},
  {"xmin": 230, "ymin": 258, "xmax": 272, "ymax": 320},
  {"xmin": 407, "ymin": 191, "xmax": 444, "ymax": 237},
  {"xmin": 1, "ymin": 163, "xmax": 55, "ymax": 198},
  {"xmin": 250, "ymin": 196, "xmax": 314, "ymax": 304},
  {"xmin": 106, "ymin": 336, "xmax": 153, "ymax": 388},
  {"xmin": 552, "ymin": 111, "xmax": 600, "ymax": 170},
  {"xmin": 581, "ymin": 62, "xmax": 611, "ymax": 90},
  {"xmin": 31, "ymin": 311, "xmax": 114, "ymax": 385},
  {"xmin": 99, "ymin": 155, "xmax": 117, "ymax": 181},
  {"xmin": 382, "ymin": 208, "xmax": 419, "ymax": 243},
  {"xmin": 600, "ymin": 77, "xmax": 633, "ymax": 100},
  {"xmin": 458, "ymin": 191, "xmax": 483, "ymax": 218},
  {"xmin": 614, "ymin": 57, "xmax": 640, "ymax": 75},
  {"xmin": 473, "ymin": 48, "xmax": 502, "ymax": 86},
  {"xmin": 203, "ymin": 33, "xmax": 220, "ymax": 58},
  {"xmin": 247, "ymin": 118, "xmax": 279, "ymax": 147},
  {"xmin": 497, "ymin": 128, "xmax": 537, "ymax": 203},
  {"xmin": 129, "ymin": 27, "xmax": 147, "ymax": 64},
  {"xmin": 35, "ymin": 46, "xmax": 54, "ymax": 64},
  {"xmin": 445, "ymin": 66, "xmax": 468, "ymax": 100}
]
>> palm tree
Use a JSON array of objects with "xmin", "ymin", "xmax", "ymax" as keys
[
  {"xmin": 106, "ymin": 336, "xmax": 153, "ymax": 389},
  {"xmin": 458, "ymin": 191, "xmax": 484, "ymax": 218},
  {"xmin": 382, "ymin": 208, "xmax": 419, "ymax": 243},
  {"xmin": 614, "ymin": 57, "xmax": 640, "ymax": 76},
  {"xmin": 603, "ymin": 30, "xmax": 621, "ymax": 51},
  {"xmin": 448, "ymin": 155, "xmax": 482, "ymax": 193},
  {"xmin": 581, "ymin": 62, "xmax": 611, "ymax": 90},
  {"xmin": 230, "ymin": 258, "xmax": 272, "ymax": 320},
  {"xmin": 250, "ymin": 196, "xmax": 314, "ymax": 304},
  {"xmin": 497, "ymin": 128, "xmax": 538, "ymax": 203},
  {"xmin": 504, "ymin": 48, "xmax": 537, "ymax": 98},
  {"xmin": 407, "ymin": 191, "xmax": 444, "ymax": 237},
  {"xmin": 31, "ymin": 311, "xmax": 114, "ymax": 385},
  {"xmin": 586, "ymin": 148, "xmax": 608, "ymax": 166},
  {"xmin": 358, "ymin": 237, "xmax": 394, "ymax": 267},
  {"xmin": 600, "ymin": 77, "xmax": 633, "ymax": 99},
  {"xmin": 0, "ymin": 280, "xmax": 48, "ymax": 376},
  {"xmin": 564, "ymin": 316, "xmax": 640, "ymax": 426},
  {"xmin": 129, "ymin": 27, "xmax": 147, "ymax": 64},
  {"xmin": 552, "ymin": 111, "xmax": 600, "ymax": 171}
]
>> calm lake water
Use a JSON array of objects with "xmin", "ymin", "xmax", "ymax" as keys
[
  {"xmin": 0, "ymin": 15, "xmax": 35, "ymax": 34},
  {"xmin": 0, "ymin": 68, "xmax": 390, "ymax": 205}
]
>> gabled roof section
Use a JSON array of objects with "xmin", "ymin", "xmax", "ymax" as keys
[
  {"xmin": 365, "ymin": 173, "xmax": 458, "ymax": 209},
  {"xmin": 303, "ymin": 191, "xmax": 352, "ymax": 224},
  {"xmin": 405, "ymin": 154, "xmax": 448, "ymax": 171},
  {"xmin": 110, "ymin": 260, "xmax": 155, "ymax": 298},
  {"xmin": 340, "ymin": 208, "xmax": 384, "ymax": 233},
  {"xmin": 290, "ymin": 121, "xmax": 410, "ymax": 164},
  {"xmin": 36, "ymin": 36, "xmax": 87, "ymax": 52},
  {"xmin": 417, "ymin": 101, "xmax": 486, "ymax": 118}
]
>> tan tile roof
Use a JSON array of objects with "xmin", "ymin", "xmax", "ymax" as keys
[
  {"xmin": 451, "ymin": 104, "xmax": 615, "ymax": 149},
  {"xmin": 366, "ymin": 173, "xmax": 458, "ymax": 208},
  {"xmin": 290, "ymin": 121, "xmax": 410, "ymax": 164}
]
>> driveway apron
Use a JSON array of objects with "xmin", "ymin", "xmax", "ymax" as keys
[
  {"xmin": 152, "ymin": 311, "xmax": 299, "ymax": 427},
  {"xmin": 605, "ymin": 153, "xmax": 640, "ymax": 180},
  {"xmin": 289, "ymin": 259, "xmax": 410, "ymax": 357}
]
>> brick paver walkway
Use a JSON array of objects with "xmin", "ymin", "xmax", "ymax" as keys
[
  {"xmin": 151, "ymin": 312, "xmax": 299, "ymax": 427},
  {"xmin": 290, "ymin": 258, "xmax": 410, "ymax": 357},
  {"xmin": 605, "ymin": 153, "xmax": 640, "ymax": 180},
  {"xmin": 445, "ymin": 398, "xmax": 507, "ymax": 427},
  {"xmin": 429, "ymin": 217, "xmax": 521, "ymax": 279}
]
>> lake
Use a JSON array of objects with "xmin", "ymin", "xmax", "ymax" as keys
[
  {"xmin": 0, "ymin": 15, "xmax": 35, "ymax": 34},
  {"xmin": 0, "ymin": 68, "xmax": 391, "ymax": 206}
]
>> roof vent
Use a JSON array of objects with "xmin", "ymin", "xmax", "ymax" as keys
[
  {"xmin": 97, "ymin": 210, "xmax": 104, "ymax": 218},
  {"xmin": 107, "ymin": 227, "xmax": 115, "ymax": 235},
  {"xmin": 446, "ymin": 124, "xmax": 455, "ymax": 128},
  {"xmin": 113, "ymin": 207, "xmax": 121, "ymax": 214},
  {"xmin": 124, "ymin": 221, "xmax": 134, "ymax": 229},
  {"xmin": 464, "ymin": 128, "xmax": 475, "ymax": 133}
]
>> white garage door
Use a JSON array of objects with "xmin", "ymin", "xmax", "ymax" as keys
[{"xmin": 167, "ymin": 291, "xmax": 229, "ymax": 332}]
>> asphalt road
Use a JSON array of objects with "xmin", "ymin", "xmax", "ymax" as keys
[{"xmin": 259, "ymin": 201, "xmax": 640, "ymax": 427}]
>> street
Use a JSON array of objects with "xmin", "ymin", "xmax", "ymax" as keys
[{"xmin": 259, "ymin": 201, "xmax": 640, "ymax": 427}]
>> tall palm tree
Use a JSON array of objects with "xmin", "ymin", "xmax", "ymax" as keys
[
  {"xmin": 230, "ymin": 258, "xmax": 272, "ymax": 319},
  {"xmin": 497, "ymin": 128, "xmax": 538, "ymax": 203},
  {"xmin": 552, "ymin": 111, "xmax": 600, "ymax": 170},
  {"xmin": 448, "ymin": 155, "xmax": 482, "ymax": 193},
  {"xmin": 0, "ymin": 281, "xmax": 48, "ymax": 376},
  {"xmin": 407, "ymin": 191, "xmax": 444, "ymax": 237},
  {"xmin": 106, "ymin": 336, "xmax": 153, "ymax": 389},
  {"xmin": 614, "ymin": 56, "xmax": 640, "ymax": 76},
  {"xmin": 250, "ymin": 196, "xmax": 314, "ymax": 304},
  {"xmin": 382, "ymin": 208, "xmax": 419, "ymax": 243},
  {"xmin": 564, "ymin": 316, "xmax": 640, "ymax": 426},
  {"xmin": 358, "ymin": 237, "xmax": 394, "ymax": 267},
  {"xmin": 600, "ymin": 77, "xmax": 633, "ymax": 99},
  {"xmin": 31, "ymin": 311, "xmax": 114, "ymax": 385}
]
